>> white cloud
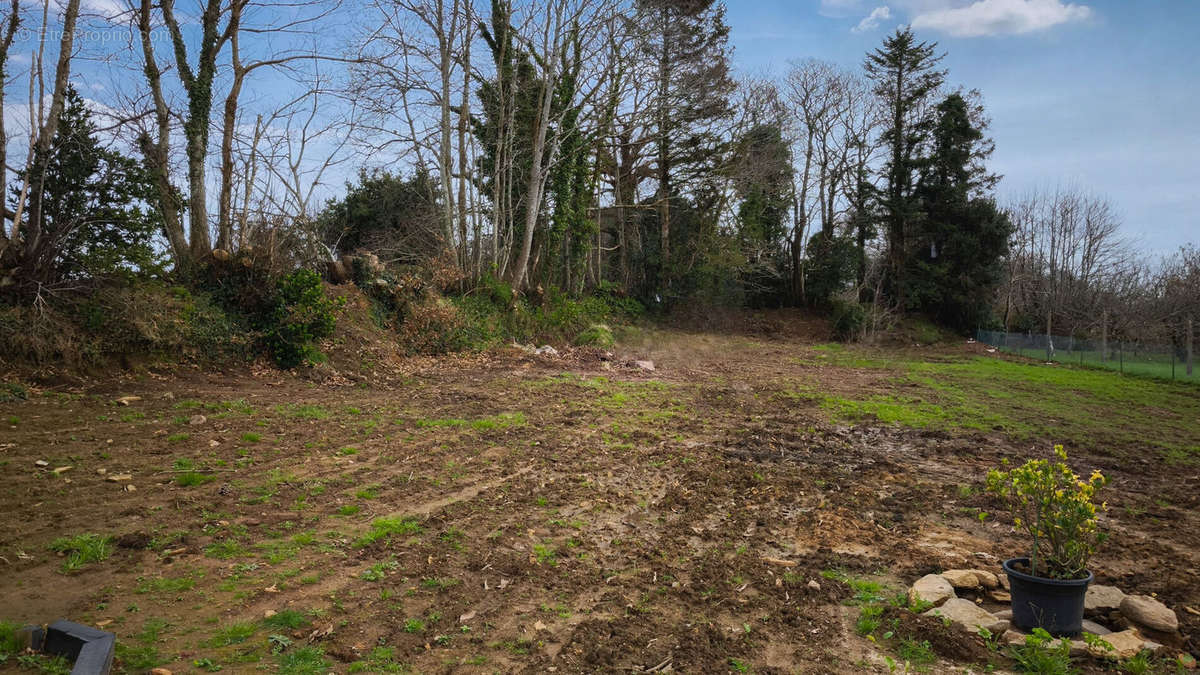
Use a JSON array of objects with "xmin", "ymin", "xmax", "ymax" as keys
[
  {"xmin": 910, "ymin": 0, "xmax": 1092, "ymax": 37},
  {"xmin": 852, "ymin": 6, "xmax": 892, "ymax": 33}
]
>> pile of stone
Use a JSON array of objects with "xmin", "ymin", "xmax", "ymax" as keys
[{"xmin": 907, "ymin": 569, "xmax": 1186, "ymax": 661}]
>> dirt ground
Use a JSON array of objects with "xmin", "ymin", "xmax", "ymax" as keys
[{"xmin": 2, "ymin": 321, "xmax": 1198, "ymax": 673}]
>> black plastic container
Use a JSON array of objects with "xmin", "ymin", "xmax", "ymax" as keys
[{"xmin": 1003, "ymin": 557, "xmax": 1092, "ymax": 637}]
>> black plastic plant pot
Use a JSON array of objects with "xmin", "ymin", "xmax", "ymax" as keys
[{"xmin": 1003, "ymin": 557, "xmax": 1093, "ymax": 637}]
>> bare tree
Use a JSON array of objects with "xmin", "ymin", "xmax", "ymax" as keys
[
  {"xmin": 2, "ymin": 0, "xmax": 82, "ymax": 285},
  {"xmin": 782, "ymin": 59, "xmax": 880, "ymax": 301},
  {"xmin": 0, "ymin": 0, "xmax": 20, "ymax": 250},
  {"xmin": 1002, "ymin": 187, "xmax": 1138, "ymax": 340},
  {"xmin": 353, "ymin": 0, "xmax": 479, "ymax": 263}
]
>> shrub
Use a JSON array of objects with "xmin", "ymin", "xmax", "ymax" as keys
[
  {"xmin": 575, "ymin": 323, "xmax": 615, "ymax": 349},
  {"xmin": 830, "ymin": 299, "xmax": 866, "ymax": 342},
  {"xmin": 0, "ymin": 283, "xmax": 249, "ymax": 367},
  {"xmin": 909, "ymin": 318, "xmax": 943, "ymax": 345},
  {"xmin": 987, "ymin": 445, "xmax": 1108, "ymax": 579},
  {"xmin": 266, "ymin": 270, "xmax": 344, "ymax": 368},
  {"xmin": 395, "ymin": 294, "xmax": 468, "ymax": 355},
  {"xmin": 0, "ymin": 382, "xmax": 28, "ymax": 403}
]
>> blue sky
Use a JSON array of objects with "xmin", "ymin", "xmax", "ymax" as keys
[
  {"xmin": 5, "ymin": 1, "xmax": 1194, "ymax": 255},
  {"xmin": 725, "ymin": 0, "xmax": 1199, "ymax": 255}
]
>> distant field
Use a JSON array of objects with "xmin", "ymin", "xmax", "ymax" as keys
[
  {"xmin": 798, "ymin": 341, "xmax": 1200, "ymax": 464},
  {"xmin": 986, "ymin": 342, "xmax": 1197, "ymax": 383}
]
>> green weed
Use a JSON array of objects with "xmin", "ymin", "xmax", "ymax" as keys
[
  {"xmin": 355, "ymin": 516, "xmax": 422, "ymax": 547},
  {"xmin": 48, "ymin": 533, "xmax": 112, "ymax": 573},
  {"xmin": 207, "ymin": 621, "xmax": 256, "ymax": 647},
  {"xmin": 263, "ymin": 610, "xmax": 310, "ymax": 631},
  {"xmin": 276, "ymin": 646, "xmax": 331, "ymax": 675}
]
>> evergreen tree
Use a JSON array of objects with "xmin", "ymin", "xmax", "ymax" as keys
[
  {"xmin": 318, "ymin": 168, "xmax": 442, "ymax": 263},
  {"xmin": 9, "ymin": 84, "xmax": 162, "ymax": 286},
  {"xmin": 731, "ymin": 123, "xmax": 791, "ymax": 252},
  {"xmin": 907, "ymin": 93, "xmax": 1012, "ymax": 331},
  {"xmin": 635, "ymin": 0, "xmax": 736, "ymax": 290},
  {"xmin": 474, "ymin": 0, "xmax": 543, "ymax": 262},
  {"xmin": 864, "ymin": 27, "xmax": 945, "ymax": 305},
  {"xmin": 545, "ymin": 27, "xmax": 597, "ymax": 295}
]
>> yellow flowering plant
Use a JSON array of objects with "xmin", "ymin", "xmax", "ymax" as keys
[{"xmin": 986, "ymin": 445, "xmax": 1108, "ymax": 580}]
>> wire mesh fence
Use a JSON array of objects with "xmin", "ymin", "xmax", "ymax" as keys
[{"xmin": 976, "ymin": 330, "xmax": 1198, "ymax": 382}]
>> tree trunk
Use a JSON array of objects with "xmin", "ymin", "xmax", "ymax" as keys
[
  {"xmin": 509, "ymin": 66, "xmax": 555, "ymax": 291},
  {"xmin": 216, "ymin": 2, "xmax": 245, "ymax": 252},
  {"xmin": 437, "ymin": 0, "xmax": 457, "ymax": 256},
  {"xmin": 23, "ymin": 0, "xmax": 81, "ymax": 270},
  {"xmin": 456, "ymin": 2, "xmax": 471, "ymax": 274},
  {"xmin": 1188, "ymin": 315, "xmax": 1194, "ymax": 376},
  {"xmin": 0, "ymin": 0, "xmax": 18, "ymax": 256},
  {"xmin": 137, "ymin": 0, "xmax": 187, "ymax": 264}
]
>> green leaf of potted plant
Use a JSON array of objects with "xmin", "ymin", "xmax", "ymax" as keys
[{"xmin": 986, "ymin": 444, "xmax": 1108, "ymax": 637}]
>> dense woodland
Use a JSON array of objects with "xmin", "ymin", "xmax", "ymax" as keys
[{"xmin": 0, "ymin": 0, "xmax": 1195, "ymax": 366}]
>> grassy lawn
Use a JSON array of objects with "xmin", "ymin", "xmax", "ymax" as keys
[
  {"xmin": 806, "ymin": 343, "xmax": 1200, "ymax": 463},
  {"xmin": 995, "ymin": 344, "xmax": 1199, "ymax": 383}
]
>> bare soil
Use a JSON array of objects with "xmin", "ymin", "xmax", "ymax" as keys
[{"xmin": 1, "ymin": 320, "xmax": 1197, "ymax": 673}]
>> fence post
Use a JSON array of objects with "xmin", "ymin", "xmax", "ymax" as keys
[
  {"xmin": 1101, "ymin": 311, "xmax": 1107, "ymax": 363},
  {"xmin": 1188, "ymin": 316, "xmax": 1194, "ymax": 377},
  {"xmin": 1119, "ymin": 343, "xmax": 1124, "ymax": 374}
]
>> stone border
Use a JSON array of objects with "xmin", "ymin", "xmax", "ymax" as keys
[{"xmin": 907, "ymin": 569, "xmax": 1188, "ymax": 661}]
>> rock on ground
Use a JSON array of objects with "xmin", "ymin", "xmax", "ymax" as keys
[
  {"xmin": 1085, "ymin": 584, "xmax": 1126, "ymax": 612},
  {"xmin": 1120, "ymin": 594, "xmax": 1179, "ymax": 633},
  {"xmin": 909, "ymin": 574, "xmax": 955, "ymax": 607},
  {"xmin": 987, "ymin": 589, "xmax": 1012, "ymax": 603},
  {"xmin": 924, "ymin": 598, "xmax": 1008, "ymax": 635},
  {"xmin": 973, "ymin": 569, "xmax": 1000, "ymax": 589},
  {"xmin": 941, "ymin": 569, "xmax": 982, "ymax": 589},
  {"xmin": 1090, "ymin": 629, "xmax": 1150, "ymax": 659},
  {"xmin": 1080, "ymin": 618, "xmax": 1112, "ymax": 635}
]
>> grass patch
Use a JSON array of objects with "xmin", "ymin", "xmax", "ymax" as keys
[
  {"xmin": 48, "ymin": 533, "xmax": 112, "ymax": 573},
  {"xmin": 207, "ymin": 621, "xmax": 256, "ymax": 647},
  {"xmin": 274, "ymin": 404, "xmax": 331, "ymax": 420},
  {"xmin": 137, "ymin": 570, "xmax": 201, "ymax": 594},
  {"xmin": 809, "ymin": 348, "xmax": 1200, "ymax": 461},
  {"xmin": 532, "ymin": 543, "xmax": 558, "ymax": 566},
  {"xmin": 204, "ymin": 539, "xmax": 248, "ymax": 560},
  {"xmin": 349, "ymin": 646, "xmax": 409, "ymax": 673},
  {"xmin": 355, "ymin": 516, "xmax": 422, "ymax": 547},
  {"xmin": 361, "ymin": 559, "xmax": 399, "ymax": 581},
  {"xmin": 176, "ymin": 471, "xmax": 216, "ymax": 487},
  {"xmin": 276, "ymin": 646, "xmax": 330, "ymax": 674},
  {"xmin": 1, "ymin": 621, "xmax": 26, "ymax": 659},
  {"xmin": 263, "ymin": 610, "xmax": 310, "ymax": 631},
  {"xmin": 415, "ymin": 412, "xmax": 526, "ymax": 431},
  {"xmin": 419, "ymin": 577, "xmax": 460, "ymax": 592},
  {"xmin": 114, "ymin": 618, "xmax": 170, "ymax": 671},
  {"xmin": 896, "ymin": 638, "xmax": 937, "ymax": 670}
]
